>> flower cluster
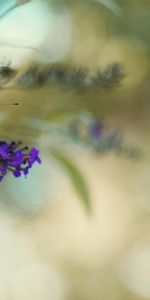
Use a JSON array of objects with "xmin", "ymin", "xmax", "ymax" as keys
[
  {"xmin": 89, "ymin": 122, "xmax": 122, "ymax": 151},
  {"xmin": 68, "ymin": 117, "xmax": 140, "ymax": 157},
  {"xmin": 0, "ymin": 141, "xmax": 41, "ymax": 181},
  {"xmin": 70, "ymin": 119, "xmax": 122, "ymax": 150}
]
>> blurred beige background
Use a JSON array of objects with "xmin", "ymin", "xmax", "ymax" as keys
[{"xmin": 0, "ymin": 1, "xmax": 150, "ymax": 299}]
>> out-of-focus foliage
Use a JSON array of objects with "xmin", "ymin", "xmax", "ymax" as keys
[{"xmin": 51, "ymin": 150, "xmax": 91, "ymax": 210}]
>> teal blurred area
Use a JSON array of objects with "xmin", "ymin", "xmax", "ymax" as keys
[{"xmin": 0, "ymin": 0, "xmax": 16, "ymax": 19}]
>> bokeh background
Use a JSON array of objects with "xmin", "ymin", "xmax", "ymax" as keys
[{"xmin": 0, "ymin": 0, "xmax": 150, "ymax": 299}]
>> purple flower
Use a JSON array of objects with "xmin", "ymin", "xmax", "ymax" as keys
[
  {"xmin": 0, "ymin": 141, "xmax": 41, "ymax": 181},
  {"xmin": 90, "ymin": 122, "xmax": 103, "ymax": 140},
  {"xmin": 28, "ymin": 147, "xmax": 41, "ymax": 167}
]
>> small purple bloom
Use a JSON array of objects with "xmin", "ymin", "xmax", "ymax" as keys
[
  {"xmin": 13, "ymin": 169, "xmax": 22, "ymax": 178},
  {"xmin": 28, "ymin": 147, "xmax": 41, "ymax": 167},
  {"xmin": 90, "ymin": 122, "xmax": 103, "ymax": 140},
  {"xmin": 0, "ymin": 141, "xmax": 41, "ymax": 181}
]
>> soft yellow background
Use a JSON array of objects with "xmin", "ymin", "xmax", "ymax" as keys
[{"xmin": 0, "ymin": 1, "xmax": 150, "ymax": 299}]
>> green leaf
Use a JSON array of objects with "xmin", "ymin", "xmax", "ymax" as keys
[{"xmin": 51, "ymin": 151, "xmax": 91, "ymax": 211}]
